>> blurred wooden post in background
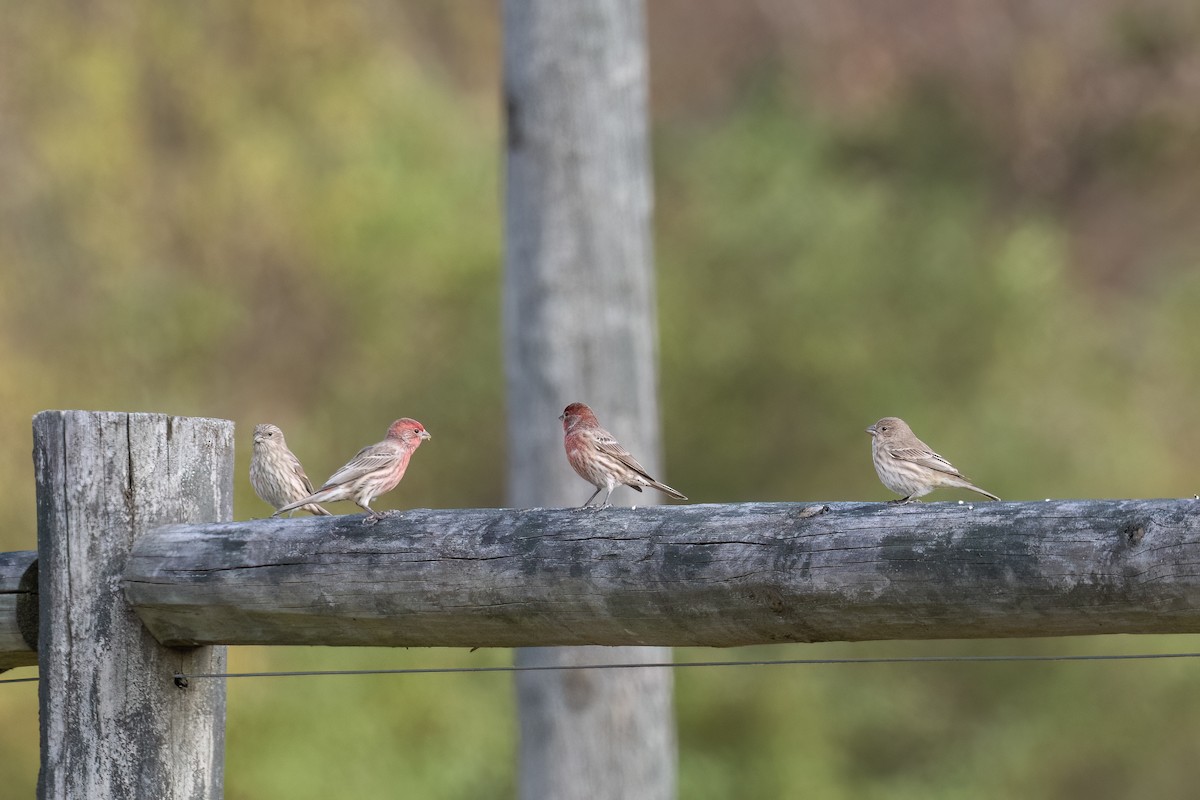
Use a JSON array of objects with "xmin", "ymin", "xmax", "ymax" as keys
[
  {"xmin": 33, "ymin": 412, "xmax": 233, "ymax": 800},
  {"xmin": 503, "ymin": 1, "xmax": 677, "ymax": 799}
]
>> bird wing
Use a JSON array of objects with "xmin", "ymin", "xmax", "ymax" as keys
[
  {"xmin": 593, "ymin": 430, "xmax": 656, "ymax": 483},
  {"xmin": 888, "ymin": 446, "xmax": 963, "ymax": 477},
  {"xmin": 284, "ymin": 450, "xmax": 317, "ymax": 494},
  {"xmin": 318, "ymin": 442, "xmax": 400, "ymax": 489}
]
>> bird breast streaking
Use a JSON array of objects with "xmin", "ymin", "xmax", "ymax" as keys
[{"xmin": 250, "ymin": 423, "xmax": 331, "ymax": 517}]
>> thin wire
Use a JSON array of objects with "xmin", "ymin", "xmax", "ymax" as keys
[
  {"xmin": 172, "ymin": 651, "xmax": 1200, "ymax": 684},
  {"xmin": 4, "ymin": 651, "xmax": 1198, "ymax": 688}
]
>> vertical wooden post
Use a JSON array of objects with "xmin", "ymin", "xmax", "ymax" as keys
[
  {"xmin": 34, "ymin": 412, "xmax": 233, "ymax": 800},
  {"xmin": 503, "ymin": 1, "xmax": 677, "ymax": 798}
]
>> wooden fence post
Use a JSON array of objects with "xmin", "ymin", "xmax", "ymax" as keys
[{"xmin": 33, "ymin": 411, "xmax": 233, "ymax": 800}]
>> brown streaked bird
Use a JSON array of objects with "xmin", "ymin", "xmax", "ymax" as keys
[
  {"xmin": 250, "ymin": 423, "xmax": 332, "ymax": 517},
  {"xmin": 866, "ymin": 416, "xmax": 1000, "ymax": 504},
  {"xmin": 560, "ymin": 402, "xmax": 687, "ymax": 508},
  {"xmin": 274, "ymin": 418, "xmax": 430, "ymax": 523}
]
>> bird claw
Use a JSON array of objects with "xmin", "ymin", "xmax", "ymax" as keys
[{"xmin": 362, "ymin": 513, "xmax": 382, "ymax": 526}]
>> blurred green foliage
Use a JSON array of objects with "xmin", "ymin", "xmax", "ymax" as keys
[{"xmin": 3, "ymin": 1, "xmax": 1200, "ymax": 798}]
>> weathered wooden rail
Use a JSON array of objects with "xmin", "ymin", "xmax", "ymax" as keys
[
  {"xmin": 8, "ymin": 498, "xmax": 1200, "ymax": 663},
  {"xmin": 118, "ymin": 499, "xmax": 1200, "ymax": 649},
  {"xmin": 0, "ymin": 550, "xmax": 37, "ymax": 670}
]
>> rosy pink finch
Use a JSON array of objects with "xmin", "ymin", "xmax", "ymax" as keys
[
  {"xmin": 274, "ymin": 418, "xmax": 431, "ymax": 522},
  {"xmin": 560, "ymin": 402, "xmax": 686, "ymax": 507},
  {"xmin": 250, "ymin": 423, "xmax": 331, "ymax": 517},
  {"xmin": 866, "ymin": 416, "xmax": 999, "ymax": 504}
]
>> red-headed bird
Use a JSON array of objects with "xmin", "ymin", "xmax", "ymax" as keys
[
  {"xmin": 250, "ymin": 423, "xmax": 332, "ymax": 517},
  {"xmin": 866, "ymin": 416, "xmax": 999, "ymax": 503},
  {"xmin": 274, "ymin": 418, "xmax": 430, "ymax": 522},
  {"xmin": 560, "ymin": 402, "xmax": 686, "ymax": 508}
]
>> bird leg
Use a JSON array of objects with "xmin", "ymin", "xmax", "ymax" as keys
[
  {"xmin": 358, "ymin": 501, "xmax": 383, "ymax": 525},
  {"xmin": 601, "ymin": 487, "xmax": 615, "ymax": 507},
  {"xmin": 578, "ymin": 487, "xmax": 602, "ymax": 509}
]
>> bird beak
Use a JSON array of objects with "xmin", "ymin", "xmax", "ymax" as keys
[
  {"xmin": 419, "ymin": 430, "xmax": 431, "ymax": 440},
  {"xmin": 253, "ymin": 435, "xmax": 264, "ymax": 444},
  {"xmin": 558, "ymin": 412, "xmax": 565, "ymax": 421},
  {"xmin": 865, "ymin": 425, "xmax": 877, "ymax": 436}
]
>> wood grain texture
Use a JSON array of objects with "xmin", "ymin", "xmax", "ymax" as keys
[
  {"xmin": 125, "ymin": 498, "xmax": 1200, "ymax": 647},
  {"xmin": 0, "ymin": 550, "xmax": 37, "ymax": 669},
  {"xmin": 34, "ymin": 412, "xmax": 234, "ymax": 800}
]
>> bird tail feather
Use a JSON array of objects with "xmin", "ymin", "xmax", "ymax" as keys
[{"xmin": 649, "ymin": 480, "xmax": 687, "ymax": 501}]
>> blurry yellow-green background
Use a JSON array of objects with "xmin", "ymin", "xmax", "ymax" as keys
[{"xmin": 4, "ymin": 1, "xmax": 1200, "ymax": 797}]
